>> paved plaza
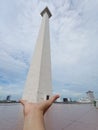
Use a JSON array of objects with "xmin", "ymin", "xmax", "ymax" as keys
[
  {"xmin": 45, "ymin": 104, "xmax": 98, "ymax": 130},
  {"xmin": 0, "ymin": 103, "xmax": 98, "ymax": 130}
]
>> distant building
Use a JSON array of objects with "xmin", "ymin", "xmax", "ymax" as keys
[
  {"xmin": 86, "ymin": 91, "xmax": 95, "ymax": 102},
  {"xmin": 6, "ymin": 95, "xmax": 11, "ymax": 101},
  {"xmin": 77, "ymin": 97, "xmax": 91, "ymax": 103},
  {"xmin": 63, "ymin": 98, "xmax": 68, "ymax": 103}
]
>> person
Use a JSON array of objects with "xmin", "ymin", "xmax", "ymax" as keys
[{"xmin": 20, "ymin": 95, "xmax": 60, "ymax": 130}]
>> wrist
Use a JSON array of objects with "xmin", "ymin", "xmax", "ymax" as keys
[
  {"xmin": 23, "ymin": 109, "xmax": 45, "ymax": 130},
  {"xmin": 24, "ymin": 109, "xmax": 43, "ymax": 118}
]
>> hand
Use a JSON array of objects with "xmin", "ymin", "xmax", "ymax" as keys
[
  {"xmin": 20, "ymin": 95, "xmax": 60, "ymax": 130},
  {"xmin": 20, "ymin": 95, "xmax": 60, "ymax": 117}
]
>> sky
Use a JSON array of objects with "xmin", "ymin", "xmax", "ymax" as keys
[{"xmin": 0, "ymin": 0, "xmax": 98, "ymax": 100}]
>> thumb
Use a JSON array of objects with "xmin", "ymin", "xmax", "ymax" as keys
[
  {"xmin": 48, "ymin": 95, "xmax": 60, "ymax": 105},
  {"xmin": 40, "ymin": 94, "xmax": 60, "ymax": 114}
]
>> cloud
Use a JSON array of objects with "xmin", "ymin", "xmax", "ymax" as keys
[
  {"xmin": 62, "ymin": 89, "xmax": 83, "ymax": 97},
  {"xmin": 0, "ymin": 50, "xmax": 28, "ymax": 84},
  {"xmin": 0, "ymin": 83, "xmax": 24, "ymax": 97},
  {"xmin": 0, "ymin": 0, "xmax": 98, "ymax": 99}
]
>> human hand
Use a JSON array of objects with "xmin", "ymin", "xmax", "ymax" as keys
[
  {"xmin": 20, "ymin": 95, "xmax": 60, "ymax": 117},
  {"xmin": 20, "ymin": 95, "xmax": 59, "ymax": 130}
]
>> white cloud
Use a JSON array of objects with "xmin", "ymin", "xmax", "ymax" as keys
[
  {"xmin": 62, "ymin": 89, "xmax": 83, "ymax": 97},
  {"xmin": 0, "ymin": 83, "xmax": 23, "ymax": 96},
  {"xmin": 0, "ymin": 0, "xmax": 98, "ymax": 98}
]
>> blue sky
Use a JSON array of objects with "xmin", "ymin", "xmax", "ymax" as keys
[{"xmin": 0, "ymin": 0, "xmax": 98, "ymax": 100}]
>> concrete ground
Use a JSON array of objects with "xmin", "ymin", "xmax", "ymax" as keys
[
  {"xmin": 0, "ymin": 103, "xmax": 98, "ymax": 130},
  {"xmin": 45, "ymin": 104, "xmax": 98, "ymax": 130}
]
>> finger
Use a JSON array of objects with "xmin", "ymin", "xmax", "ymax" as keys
[
  {"xmin": 40, "ymin": 94, "xmax": 60, "ymax": 114},
  {"xmin": 49, "ymin": 95, "xmax": 60, "ymax": 105}
]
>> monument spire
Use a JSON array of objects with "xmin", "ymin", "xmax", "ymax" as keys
[
  {"xmin": 40, "ymin": 7, "xmax": 52, "ymax": 18},
  {"xmin": 22, "ymin": 7, "xmax": 52, "ymax": 102}
]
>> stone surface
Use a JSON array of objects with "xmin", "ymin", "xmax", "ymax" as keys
[
  {"xmin": 0, "ymin": 104, "xmax": 98, "ymax": 130},
  {"xmin": 22, "ymin": 7, "xmax": 52, "ymax": 102}
]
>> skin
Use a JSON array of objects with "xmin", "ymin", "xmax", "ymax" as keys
[{"xmin": 20, "ymin": 95, "xmax": 60, "ymax": 130}]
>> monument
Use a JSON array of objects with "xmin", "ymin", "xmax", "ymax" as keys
[
  {"xmin": 86, "ymin": 91, "xmax": 95, "ymax": 102},
  {"xmin": 22, "ymin": 7, "xmax": 52, "ymax": 102}
]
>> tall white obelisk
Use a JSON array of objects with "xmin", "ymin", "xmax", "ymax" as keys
[{"xmin": 22, "ymin": 7, "xmax": 52, "ymax": 103}]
